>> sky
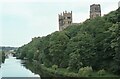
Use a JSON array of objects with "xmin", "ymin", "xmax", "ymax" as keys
[{"xmin": 0, "ymin": 0, "xmax": 119, "ymax": 47}]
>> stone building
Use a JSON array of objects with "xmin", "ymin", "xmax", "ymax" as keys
[
  {"xmin": 119, "ymin": 1, "xmax": 120, "ymax": 8},
  {"xmin": 90, "ymin": 4, "xmax": 101, "ymax": 19},
  {"xmin": 58, "ymin": 11, "xmax": 72, "ymax": 31}
]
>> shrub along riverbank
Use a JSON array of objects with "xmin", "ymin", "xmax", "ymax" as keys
[
  {"xmin": 16, "ymin": 8, "xmax": 120, "ymax": 77},
  {"xmin": 24, "ymin": 60, "xmax": 119, "ymax": 78},
  {"xmin": 36, "ymin": 62, "xmax": 119, "ymax": 77}
]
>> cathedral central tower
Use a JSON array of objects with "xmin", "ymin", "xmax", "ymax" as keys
[{"xmin": 58, "ymin": 11, "xmax": 72, "ymax": 31}]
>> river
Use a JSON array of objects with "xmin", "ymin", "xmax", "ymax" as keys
[{"xmin": 0, "ymin": 54, "xmax": 40, "ymax": 79}]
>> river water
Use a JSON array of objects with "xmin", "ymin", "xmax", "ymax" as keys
[{"xmin": 0, "ymin": 55, "xmax": 40, "ymax": 79}]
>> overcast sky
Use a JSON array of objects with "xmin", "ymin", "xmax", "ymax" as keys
[{"xmin": 0, "ymin": 0, "xmax": 119, "ymax": 47}]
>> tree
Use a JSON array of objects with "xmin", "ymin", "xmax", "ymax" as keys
[{"xmin": 49, "ymin": 32, "xmax": 69, "ymax": 67}]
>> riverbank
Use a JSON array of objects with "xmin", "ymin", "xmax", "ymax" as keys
[
  {"xmin": 0, "ymin": 51, "xmax": 5, "ymax": 65},
  {"xmin": 24, "ymin": 60, "xmax": 119, "ymax": 78}
]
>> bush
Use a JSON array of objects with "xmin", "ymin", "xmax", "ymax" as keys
[
  {"xmin": 52, "ymin": 65, "xmax": 58, "ymax": 70},
  {"xmin": 67, "ymin": 72, "xmax": 78, "ymax": 77},
  {"xmin": 97, "ymin": 69, "xmax": 106, "ymax": 76},
  {"xmin": 66, "ymin": 67, "xmax": 71, "ymax": 70},
  {"xmin": 78, "ymin": 66, "xmax": 93, "ymax": 77}
]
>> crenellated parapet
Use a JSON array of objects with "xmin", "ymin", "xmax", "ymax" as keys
[{"xmin": 58, "ymin": 11, "xmax": 72, "ymax": 31}]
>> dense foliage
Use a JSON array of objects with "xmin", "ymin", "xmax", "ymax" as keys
[{"xmin": 16, "ymin": 8, "xmax": 120, "ymax": 75}]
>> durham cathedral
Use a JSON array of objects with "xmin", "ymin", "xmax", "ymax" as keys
[{"xmin": 58, "ymin": 4, "xmax": 101, "ymax": 31}]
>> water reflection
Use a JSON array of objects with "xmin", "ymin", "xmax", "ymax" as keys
[{"xmin": 0, "ymin": 55, "xmax": 40, "ymax": 79}]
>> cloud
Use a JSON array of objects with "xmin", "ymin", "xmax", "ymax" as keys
[
  {"xmin": 0, "ymin": 0, "xmax": 119, "ymax": 3},
  {"xmin": 0, "ymin": 0, "xmax": 86, "ymax": 3}
]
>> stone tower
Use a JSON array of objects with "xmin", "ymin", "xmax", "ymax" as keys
[
  {"xmin": 90, "ymin": 4, "xmax": 101, "ymax": 19},
  {"xmin": 58, "ymin": 11, "xmax": 72, "ymax": 31},
  {"xmin": 119, "ymin": 1, "xmax": 120, "ymax": 8}
]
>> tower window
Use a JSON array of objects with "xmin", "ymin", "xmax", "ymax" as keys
[
  {"xmin": 68, "ymin": 21, "xmax": 71, "ymax": 24},
  {"xmin": 67, "ymin": 17, "xmax": 71, "ymax": 19}
]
